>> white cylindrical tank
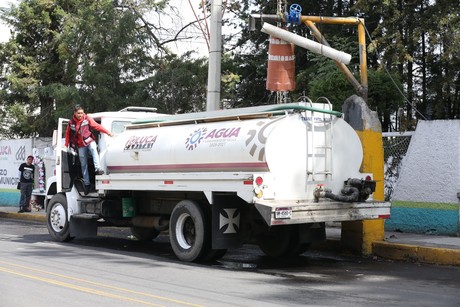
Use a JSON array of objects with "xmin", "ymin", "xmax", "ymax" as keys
[{"xmin": 105, "ymin": 112, "xmax": 364, "ymax": 199}]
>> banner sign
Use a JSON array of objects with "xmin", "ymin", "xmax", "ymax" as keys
[{"xmin": 0, "ymin": 139, "xmax": 33, "ymax": 189}]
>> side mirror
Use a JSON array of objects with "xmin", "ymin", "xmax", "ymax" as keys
[{"xmin": 52, "ymin": 130, "xmax": 58, "ymax": 147}]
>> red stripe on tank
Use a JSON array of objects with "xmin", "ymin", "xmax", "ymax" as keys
[{"xmin": 108, "ymin": 162, "xmax": 269, "ymax": 173}]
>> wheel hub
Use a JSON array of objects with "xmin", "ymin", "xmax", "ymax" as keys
[
  {"xmin": 176, "ymin": 213, "xmax": 195, "ymax": 249},
  {"xmin": 50, "ymin": 204, "xmax": 66, "ymax": 232}
]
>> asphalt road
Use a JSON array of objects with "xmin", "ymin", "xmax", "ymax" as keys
[{"xmin": 1, "ymin": 218, "xmax": 459, "ymax": 306}]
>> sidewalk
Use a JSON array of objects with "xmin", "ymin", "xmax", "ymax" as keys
[
  {"xmin": 1, "ymin": 206, "xmax": 459, "ymax": 266},
  {"xmin": 324, "ymin": 227, "xmax": 460, "ymax": 266},
  {"xmin": 0, "ymin": 206, "xmax": 46, "ymax": 222}
]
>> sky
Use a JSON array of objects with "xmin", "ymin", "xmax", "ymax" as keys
[
  {"xmin": 0, "ymin": 0, "xmax": 16, "ymax": 43},
  {"xmin": 0, "ymin": 0, "xmax": 211, "ymax": 56}
]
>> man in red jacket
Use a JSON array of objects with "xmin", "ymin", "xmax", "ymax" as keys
[{"xmin": 65, "ymin": 105, "xmax": 112, "ymax": 195}]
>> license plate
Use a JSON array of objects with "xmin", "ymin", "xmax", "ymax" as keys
[{"xmin": 275, "ymin": 207, "xmax": 292, "ymax": 219}]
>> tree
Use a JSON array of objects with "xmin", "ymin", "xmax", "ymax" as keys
[
  {"xmin": 146, "ymin": 53, "xmax": 208, "ymax": 114},
  {"xmin": 353, "ymin": 0, "xmax": 460, "ymax": 122},
  {"xmin": 0, "ymin": 0, "xmax": 68, "ymax": 137},
  {"xmin": 2, "ymin": 0, "xmax": 458, "ymax": 138},
  {"xmin": 220, "ymin": 0, "xmax": 273, "ymax": 107},
  {"xmin": 422, "ymin": 1, "xmax": 460, "ymax": 119},
  {"xmin": 367, "ymin": 69, "xmax": 404, "ymax": 131},
  {"xmin": 224, "ymin": 0, "xmax": 460, "ymax": 127},
  {"xmin": 0, "ymin": 0, "xmax": 181, "ymax": 138}
]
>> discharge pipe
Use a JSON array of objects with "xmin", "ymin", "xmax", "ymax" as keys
[
  {"xmin": 261, "ymin": 22, "xmax": 352, "ymax": 65},
  {"xmin": 314, "ymin": 178, "xmax": 374, "ymax": 202}
]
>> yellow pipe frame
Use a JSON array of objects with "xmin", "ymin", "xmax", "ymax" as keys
[
  {"xmin": 301, "ymin": 15, "xmax": 361, "ymax": 24},
  {"xmin": 300, "ymin": 16, "xmax": 369, "ymax": 102},
  {"xmin": 357, "ymin": 21, "xmax": 368, "ymax": 102}
]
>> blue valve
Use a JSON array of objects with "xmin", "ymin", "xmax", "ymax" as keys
[{"xmin": 286, "ymin": 4, "xmax": 302, "ymax": 24}]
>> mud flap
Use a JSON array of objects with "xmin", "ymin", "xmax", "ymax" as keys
[
  {"xmin": 212, "ymin": 193, "xmax": 244, "ymax": 249},
  {"xmin": 69, "ymin": 215, "xmax": 97, "ymax": 238}
]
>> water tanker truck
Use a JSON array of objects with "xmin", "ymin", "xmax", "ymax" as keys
[{"xmin": 45, "ymin": 102, "xmax": 390, "ymax": 262}]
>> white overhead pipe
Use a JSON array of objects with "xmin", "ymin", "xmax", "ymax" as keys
[{"xmin": 261, "ymin": 22, "xmax": 352, "ymax": 65}]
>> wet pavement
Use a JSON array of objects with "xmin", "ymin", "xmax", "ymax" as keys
[{"xmin": 1, "ymin": 206, "xmax": 459, "ymax": 266}]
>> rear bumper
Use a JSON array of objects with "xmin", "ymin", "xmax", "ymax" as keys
[{"xmin": 254, "ymin": 200, "xmax": 391, "ymax": 226}]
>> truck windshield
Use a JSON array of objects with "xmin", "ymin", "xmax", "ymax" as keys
[{"xmin": 112, "ymin": 121, "xmax": 131, "ymax": 134}]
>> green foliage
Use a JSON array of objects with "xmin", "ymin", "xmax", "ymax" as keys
[
  {"xmin": 354, "ymin": 0, "xmax": 460, "ymax": 121},
  {"xmin": 54, "ymin": 0, "xmax": 166, "ymax": 114},
  {"xmin": 146, "ymin": 54, "xmax": 208, "ymax": 114},
  {"xmin": 296, "ymin": 34, "xmax": 360, "ymax": 108},
  {"xmin": 367, "ymin": 69, "xmax": 404, "ymax": 131},
  {"xmin": 307, "ymin": 69, "xmax": 354, "ymax": 110},
  {"xmin": 1, "ymin": 0, "xmax": 459, "ymax": 139},
  {"xmin": 0, "ymin": 0, "xmax": 175, "ymax": 137},
  {"xmin": 0, "ymin": 103, "xmax": 37, "ymax": 138},
  {"xmin": 0, "ymin": 0, "xmax": 67, "ymax": 137}
]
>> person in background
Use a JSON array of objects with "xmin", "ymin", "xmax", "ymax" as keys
[
  {"xmin": 64, "ymin": 104, "xmax": 113, "ymax": 195},
  {"xmin": 18, "ymin": 155, "xmax": 35, "ymax": 213}
]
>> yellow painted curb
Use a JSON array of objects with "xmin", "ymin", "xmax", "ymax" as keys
[
  {"xmin": 0, "ymin": 212, "xmax": 46, "ymax": 223},
  {"xmin": 373, "ymin": 241, "xmax": 460, "ymax": 266}
]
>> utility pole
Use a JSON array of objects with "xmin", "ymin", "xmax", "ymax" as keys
[{"xmin": 206, "ymin": 0, "xmax": 223, "ymax": 111}]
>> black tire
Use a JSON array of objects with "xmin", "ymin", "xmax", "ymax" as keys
[
  {"xmin": 289, "ymin": 243, "xmax": 311, "ymax": 256},
  {"xmin": 47, "ymin": 194, "xmax": 72, "ymax": 242},
  {"xmin": 169, "ymin": 200, "xmax": 210, "ymax": 262},
  {"xmin": 258, "ymin": 225, "xmax": 297, "ymax": 258},
  {"xmin": 202, "ymin": 249, "xmax": 227, "ymax": 262},
  {"xmin": 130, "ymin": 226, "xmax": 160, "ymax": 241}
]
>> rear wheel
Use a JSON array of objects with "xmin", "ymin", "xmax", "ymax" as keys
[
  {"xmin": 169, "ymin": 200, "xmax": 210, "ymax": 262},
  {"xmin": 130, "ymin": 226, "xmax": 160, "ymax": 241},
  {"xmin": 47, "ymin": 194, "xmax": 72, "ymax": 242},
  {"xmin": 289, "ymin": 243, "xmax": 311, "ymax": 256},
  {"xmin": 258, "ymin": 225, "xmax": 297, "ymax": 257},
  {"xmin": 202, "ymin": 248, "xmax": 227, "ymax": 262}
]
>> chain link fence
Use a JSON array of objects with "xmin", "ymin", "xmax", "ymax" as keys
[{"xmin": 382, "ymin": 132, "xmax": 414, "ymax": 201}]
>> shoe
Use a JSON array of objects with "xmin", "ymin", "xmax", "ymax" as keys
[
  {"xmin": 23, "ymin": 209, "xmax": 31, "ymax": 213},
  {"xmin": 95, "ymin": 169, "xmax": 104, "ymax": 175},
  {"xmin": 17, "ymin": 210, "xmax": 24, "ymax": 213},
  {"xmin": 84, "ymin": 185, "xmax": 91, "ymax": 195}
]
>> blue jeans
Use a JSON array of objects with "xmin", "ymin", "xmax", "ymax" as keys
[
  {"xmin": 78, "ymin": 141, "xmax": 100, "ymax": 186},
  {"xmin": 19, "ymin": 182, "xmax": 33, "ymax": 211}
]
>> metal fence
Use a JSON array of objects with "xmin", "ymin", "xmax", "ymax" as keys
[{"xmin": 382, "ymin": 131, "xmax": 414, "ymax": 201}]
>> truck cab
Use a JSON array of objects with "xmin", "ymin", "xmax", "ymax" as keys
[{"xmin": 47, "ymin": 107, "xmax": 166, "ymax": 208}]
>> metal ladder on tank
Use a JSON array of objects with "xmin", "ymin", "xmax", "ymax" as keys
[{"xmin": 304, "ymin": 97, "xmax": 333, "ymax": 182}]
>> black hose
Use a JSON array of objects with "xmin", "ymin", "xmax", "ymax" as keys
[{"xmin": 324, "ymin": 186, "xmax": 360, "ymax": 202}]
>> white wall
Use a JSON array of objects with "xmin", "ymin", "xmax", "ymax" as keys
[{"xmin": 392, "ymin": 120, "xmax": 460, "ymax": 203}]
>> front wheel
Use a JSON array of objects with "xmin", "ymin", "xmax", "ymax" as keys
[
  {"xmin": 47, "ymin": 194, "xmax": 72, "ymax": 242},
  {"xmin": 169, "ymin": 200, "xmax": 210, "ymax": 262}
]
